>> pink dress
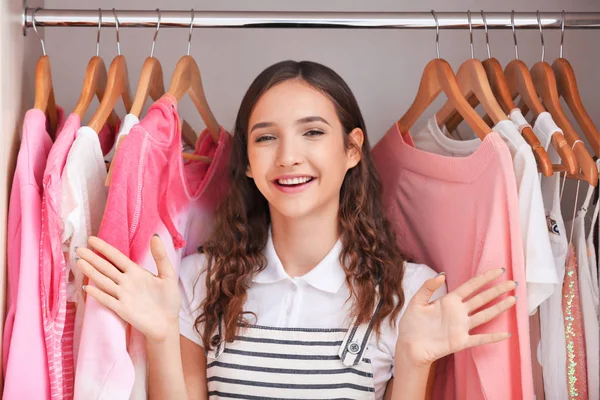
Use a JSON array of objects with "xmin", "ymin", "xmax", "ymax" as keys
[
  {"xmin": 74, "ymin": 94, "xmax": 232, "ymax": 400},
  {"xmin": 372, "ymin": 122, "xmax": 533, "ymax": 400},
  {"xmin": 3, "ymin": 108, "xmax": 65, "ymax": 400},
  {"xmin": 562, "ymin": 243, "xmax": 588, "ymax": 399}
]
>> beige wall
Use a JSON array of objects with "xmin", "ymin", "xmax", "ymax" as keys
[{"xmin": 0, "ymin": 0, "xmax": 44, "ymax": 384}]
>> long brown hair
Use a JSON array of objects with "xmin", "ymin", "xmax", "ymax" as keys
[{"xmin": 197, "ymin": 60, "xmax": 406, "ymax": 349}]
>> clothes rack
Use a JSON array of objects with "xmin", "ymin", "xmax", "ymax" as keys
[{"xmin": 22, "ymin": 9, "xmax": 600, "ymax": 34}]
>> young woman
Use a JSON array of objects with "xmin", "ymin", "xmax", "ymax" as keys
[{"xmin": 75, "ymin": 60, "xmax": 517, "ymax": 400}]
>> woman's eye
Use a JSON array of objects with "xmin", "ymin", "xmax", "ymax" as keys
[
  {"xmin": 304, "ymin": 129, "xmax": 324, "ymax": 137},
  {"xmin": 256, "ymin": 135, "xmax": 275, "ymax": 143}
]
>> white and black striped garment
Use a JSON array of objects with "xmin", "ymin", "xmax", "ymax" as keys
[{"xmin": 205, "ymin": 301, "xmax": 382, "ymax": 399}]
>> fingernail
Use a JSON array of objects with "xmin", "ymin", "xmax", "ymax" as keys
[
  {"xmin": 514, "ymin": 281, "xmax": 519, "ymax": 287},
  {"xmin": 436, "ymin": 271, "xmax": 445, "ymax": 277},
  {"xmin": 514, "ymin": 295, "xmax": 518, "ymax": 302},
  {"xmin": 153, "ymin": 233, "xmax": 159, "ymax": 238},
  {"xmin": 75, "ymin": 256, "xmax": 80, "ymax": 262},
  {"xmin": 82, "ymin": 285, "xmax": 87, "ymax": 291},
  {"xmin": 501, "ymin": 267, "xmax": 506, "ymax": 274},
  {"xmin": 74, "ymin": 246, "xmax": 78, "ymax": 252}
]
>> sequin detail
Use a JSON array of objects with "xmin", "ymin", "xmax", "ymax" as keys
[{"xmin": 562, "ymin": 244, "xmax": 588, "ymax": 399}]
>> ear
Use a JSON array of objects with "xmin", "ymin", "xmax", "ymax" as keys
[
  {"xmin": 346, "ymin": 128, "xmax": 364, "ymax": 169},
  {"xmin": 245, "ymin": 164, "xmax": 253, "ymax": 179}
]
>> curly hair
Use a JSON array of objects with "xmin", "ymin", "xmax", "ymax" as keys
[{"xmin": 196, "ymin": 60, "xmax": 406, "ymax": 350}]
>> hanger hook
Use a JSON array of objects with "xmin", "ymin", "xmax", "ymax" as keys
[
  {"xmin": 481, "ymin": 10, "xmax": 491, "ymax": 59},
  {"xmin": 112, "ymin": 8, "xmax": 120, "ymax": 56},
  {"xmin": 32, "ymin": 7, "xmax": 46, "ymax": 56},
  {"xmin": 560, "ymin": 10, "xmax": 565, "ymax": 58},
  {"xmin": 431, "ymin": 10, "xmax": 440, "ymax": 59},
  {"xmin": 511, "ymin": 10, "xmax": 519, "ymax": 60},
  {"xmin": 467, "ymin": 10, "xmax": 474, "ymax": 59},
  {"xmin": 96, "ymin": 9, "xmax": 102, "ymax": 57},
  {"xmin": 150, "ymin": 8, "xmax": 161, "ymax": 58},
  {"xmin": 187, "ymin": 9, "xmax": 195, "ymax": 56},
  {"xmin": 537, "ymin": 10, "xmax": 544, "ymax": 62}
]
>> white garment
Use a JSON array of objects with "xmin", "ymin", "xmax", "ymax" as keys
[
  {"xmin": 103, "ymin": 113, "xmax": 139, "ymax": 163},
  {"xmin": 179, "ymin": 231, "xmax": 446, "ymax": 399},
  {"xmin": 413, "ymin": 115, "xmax": 558, "ymax": 313},
  {"xmin": 528, "ymin": 111, "xmax": 569, "ymax": 400},
  {"xmin": 61, "ymin": 126, "xmax": 109, "ymax": 367}
]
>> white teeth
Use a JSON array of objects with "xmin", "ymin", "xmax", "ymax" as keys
[{"xmin": 277, "ymin": 177, "xmax": 312, "ymax": 185}]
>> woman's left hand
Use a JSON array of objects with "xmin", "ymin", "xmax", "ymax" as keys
[{"xmin": 396, "ymin": 267, "xmax": 517, "ymax": 367}]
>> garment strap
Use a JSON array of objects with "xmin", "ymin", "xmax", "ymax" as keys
[{"xmin": 338, "ymin": 296, "xmax": 384, "ymax": 367}]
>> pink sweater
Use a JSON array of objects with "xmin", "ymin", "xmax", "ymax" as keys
[
  {"xmin": 3, "ymin": 108, "xmax": 65, "ymax": 400},
  {"xmin": 372, "ymin": 122, "xmax": 533, "ymax": 400},
  {"xmin": 74, "ymin": 94, "xmax": 231, "ymax": 399}
]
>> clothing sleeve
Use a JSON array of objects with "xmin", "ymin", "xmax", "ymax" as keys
[
  {"xmin": 512, "ymin": 151, "xmax": 558, "ymax": 314},
  {"xmin": 389, "ymin": 262, "xmax": 447, "ymax": 376},
  {"xmin": 179, "ymin": 253, "xmax": 209, "ymax": 347}
]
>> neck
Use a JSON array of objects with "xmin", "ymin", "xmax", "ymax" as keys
[{"xmin": 269, "ymin": 202, "xmax": 340, "ymax": 278}]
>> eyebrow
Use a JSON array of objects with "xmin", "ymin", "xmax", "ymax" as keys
[{"xmin": 250, "ymin": 116, "xmax": 330, "ymax": 133}]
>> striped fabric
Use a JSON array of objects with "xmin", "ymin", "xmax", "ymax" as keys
[{"xmin": 206, "ymin": 302, "xmax": 381, "ymax": 399}]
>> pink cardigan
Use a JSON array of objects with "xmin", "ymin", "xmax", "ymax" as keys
[
  {"xmin": 74, "ymin": 94, "xmax": 231, "ymax": 399},
  {"xmin": 372, "ymin": 122, "xmax": 533, "ymax": 400}
]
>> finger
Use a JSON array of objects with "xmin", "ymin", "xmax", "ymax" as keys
[
  {"xmin": 465, "ymin": 280, "xmax": 517, "ymax": 313},
  {"xmin": 467, "ymin": 332, "xmax": 511, "ymax": 348},
  {"xmin": 87, "ymin": 236, "xmax": 133, "ymax": 273},
  {"xmin": 453, "ymin": 267, "xmax": 506, "ymax": 299},
  {"xmin": 150, "ymin": 234, "xmax": 175, "ymax": 279},
  {"xmin": 82, "ymin": 284, "xmax": 121, "ymax": 315},
  {"xmin": 411, "ymin": 273, "xmax": 446, "ymax": 305},
  {"xmin": 469, "ymin": 295, "xmax": 517, "ymax": 330},
  {"xmin": 76, "ymin": 247, "xmax": 123, "ymax": 283},
  {"xmin": 76, "ymin": 257, "xmax": 121, "ymax": 299}
]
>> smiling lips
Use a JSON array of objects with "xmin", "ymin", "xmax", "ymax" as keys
[{"xmin": 273, "ymin": 176, "xmax": 316, "ymax": 193}]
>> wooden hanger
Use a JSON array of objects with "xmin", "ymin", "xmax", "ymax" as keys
[
  {"xmin": 398, "ymin": 11, "xmax": 491, "ymax": 139},
  {"xmin": 530, "ymin": 12, "xmax": 597, "ymax": 186},
  {"xmin": 106, "ymin": 10, "xmax": 209, "ymax": 186},
  {"xmin": 167, "ymin": 9, "xmax": 220, "ymax": 143},
  {"xmin": 505, "ymin": 11, "xmax": 577, "ymax": 176},
  {"xmin": 32, "ymin": 8, "xmax": 59, "ymax": 139},
  {"xmin": 73, "ymin": 10, "xmax": 118, "ymax": 131},
  {"xmin": 88, "ymin": 9, "xmax": 133, "ymax": 134},
  {"xmin": 444, "ymin": 11, "xmax": 552, "ymax": 177},
  {"xmin": 437, "ymin": 12, "xmax": 509, "ymax": 133},
  {"xmin": 552, "ymin": 12, "xmax": 600, "ymax": 157}
]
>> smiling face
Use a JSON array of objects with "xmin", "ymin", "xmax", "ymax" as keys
[{"xmin": 245, "ymin": 79, "xmax": 363, "ymax": 220}]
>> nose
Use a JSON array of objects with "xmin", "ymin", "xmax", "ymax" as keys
[{"xmin": 275, "ymin": 135, "xmax": 304, "ymax": 168}]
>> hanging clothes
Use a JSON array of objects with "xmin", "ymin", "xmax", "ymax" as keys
[
  {"xmin": 3, "ymin": 107, "xmax": 65, "ymax": 400},
  {"xmin": 412, "ymin": 114, "xmax": 558, "ymax": 314},
  {"xmin": 103, "ymin": 114, "xmax": 140, "ymax": 163},
  {"xmin": 61, "ymin": 124, "xmax": 119, "ymax": 369},
  {"xmin": 372, "ymin": 123, "xmax": 533, "ymax": 400},
  {"xmin": 74, "ymin": 94, "xmax": 232, "ymax": 400},
  {"xmin": 562, "ymin": 243, "xmax": 588, "ymax": 399},
  {"xmin": 39, "ymin": 113, "xmax": 119, "ymax": 400},
  {"xmin": 568, "ymin": 207, "xmax": 598, "ymax": 399}
]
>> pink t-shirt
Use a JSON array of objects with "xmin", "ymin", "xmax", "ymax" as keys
[
  {"xmin": 74, "ymin": 94, "xmax": 231, "ymax": 400},
  {"xmin": 3, "ymin": 108, "xmax": 65, "ymax": 400},
  {"xmin": 372, "ymin": 122, "xmax": 533, "ymax": 400},
  {"xmin": 39, "ymin": 114, "xmax": 119, "ymax": 400}
]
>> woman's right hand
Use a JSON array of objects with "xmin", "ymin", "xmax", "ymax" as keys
[{"xmin": 75, "ymin": 234, "xmax": 182, "ymax": 343}]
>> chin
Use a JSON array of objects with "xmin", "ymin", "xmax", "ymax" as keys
[{"xmin": 268, "ymin": 198, "xmax": 320, "ymax": 220}]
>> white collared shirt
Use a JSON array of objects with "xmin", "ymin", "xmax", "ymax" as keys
[{"xmin": 179, "ymin": 233, "xmax": 445, "ymax": 398}]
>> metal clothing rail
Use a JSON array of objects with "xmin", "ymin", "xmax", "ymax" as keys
[{"xmin": 21, "ymin": 9, "xmax": 600, "ymax": 35}]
